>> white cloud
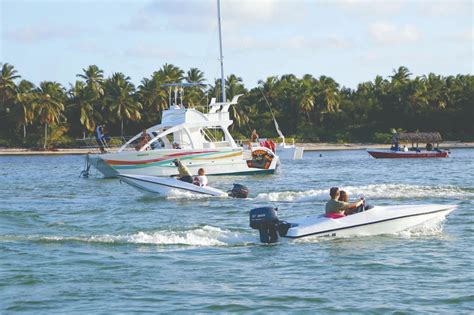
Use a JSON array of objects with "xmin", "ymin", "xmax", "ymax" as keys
[
  {"xmin": 336, "ymin": 0, "xmax": 406, "ymax": 17},
  {"xmin": 418, "ymin": 1, "xmax": 472, "ymax": 17},
  {"xmin": 225, "ymin": 34, "xmax": 354, "ymax": 52},
  {"xmin": 123, "ymin": 0, "xmax": 309, "ymax": 33},
  {"xmin": 125, "ymin": 44, "xmax": 189, "ymax": 59},
  {"xmin": 73, "ymin": 41, "xmax": 108, "ymax": 54},
  {"xmin": 119, "ymin": 10, "xmax": 161, "ymax": 32},
  {"xmin": 5, "ymin": 23, "xmax": 84, "ymax": 43},
  {"xmin": 369, "ymin": 21, "xmax": 421, "ymax": 45}
]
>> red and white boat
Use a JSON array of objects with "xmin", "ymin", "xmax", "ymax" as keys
[
  {"xmin": 367, "ymin": 149, "xmax": 449, "ymax": 159},
  {"xmin": 368, "ymin": 131, "xmax": 450, "ymax": 159}
]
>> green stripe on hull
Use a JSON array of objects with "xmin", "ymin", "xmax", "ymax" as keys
[
  {"xmin": 212, "ymin": 169, "xmax": 275, "ymax": 176},
  {"xmin": 112, "ymin": 151, "xmax": 238, "ymax": 170}
]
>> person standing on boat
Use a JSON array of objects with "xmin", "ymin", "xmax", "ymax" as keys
[
  {"xmin": 250, "ymin": 129, "xmax": 259, "ymax": 143},
  {"xmin": 326, "ymin": 187, "xmax": 363, "ymax": 216},
  {"xmin": 173, "ymin": 159, "xmax": 193, "ymax": 183},
  {"xmin": 95, "ymin": 124, "xmax": 106, "ymax": 153}
]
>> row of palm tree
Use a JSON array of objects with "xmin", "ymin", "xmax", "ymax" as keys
[{"xmin": 0, "ymin": 62, "xmax": 473, "ymax": 148}]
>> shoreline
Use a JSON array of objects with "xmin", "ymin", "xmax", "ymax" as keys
[{"xmin": 0, "ymin": 141, "xmax": 472, "ymax": 156}]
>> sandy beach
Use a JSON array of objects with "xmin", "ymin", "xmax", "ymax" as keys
[{"xmin": 0, "ymin": 141, "xmax": 472, "ymax": 156}]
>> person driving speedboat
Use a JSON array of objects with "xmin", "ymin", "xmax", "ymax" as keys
[{"xmin": 326, "ymin": 187, "xmax": 364, "ymax": 216}]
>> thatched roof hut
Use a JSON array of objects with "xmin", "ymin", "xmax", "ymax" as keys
[{"xmin": 393, "ymin": 132, "xmax": 443, "ymax": 144}]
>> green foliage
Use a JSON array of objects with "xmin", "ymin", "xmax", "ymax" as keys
[
  {"xmin": 0, "ymin": 63, "xmax": 473, "ymax": 148},
  {"xmin": 373, "ymin": 132, "xmax": 393, "ymax": 144}
]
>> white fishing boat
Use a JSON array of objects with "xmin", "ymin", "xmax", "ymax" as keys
[
  {"xmin": 118, "ymin": 174, "xmax": 249, "ymax": 198},
  {"xmin": 85, "ymin": 1, "xmax": 279, "ymax": 178},
  {"xmin": 249, "ymin": 204, "xmax": 456, "ymax": 243},
  {"xmin": 87, "ymin": 89, "xmax": 279, "ymax": 178}
]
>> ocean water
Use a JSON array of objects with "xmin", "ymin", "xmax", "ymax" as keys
[{"xmin": 1, "ymin": 150, "xmax": 473, "ymax": 313}]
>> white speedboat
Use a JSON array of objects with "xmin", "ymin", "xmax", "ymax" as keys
[
  {"xmin": 249, "ymin": 204, "xmax": 457, "ymax": 243},
  {"xmin": 118, "ymin": 174, "xmax": 227, "ymax": 197},
  {"xmin": 118, "ymin": 174, "xmax": 249, "ymax": 198}
]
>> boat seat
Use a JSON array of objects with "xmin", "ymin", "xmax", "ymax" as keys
[{"xmin": 325, "ymin": 213, "xmax": 346, "ymax": 219}]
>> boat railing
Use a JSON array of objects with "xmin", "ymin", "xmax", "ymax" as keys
[{"xmin": 76, "ymin": 136, "xmax": 132, "ymax": 154}]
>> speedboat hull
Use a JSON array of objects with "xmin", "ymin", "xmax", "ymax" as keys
[
  {"xmin": 367, "ymin": 150, "xmax": 449, "ymax": 159},
  {"xmin": 89, "ymin": 147, "xmax": 279, "ymax": 178},
  {"xmin": 118, "ymin": 174, "xmax": 228, "ymax": 197},
  {"xmin": 250, "ymin": 204, "xmax": 456, "ymax": 243}
]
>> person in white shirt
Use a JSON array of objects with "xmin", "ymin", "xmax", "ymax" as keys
[{"xmin": 194, "ymin": 168, "xmax": 208, "ymax": 186}]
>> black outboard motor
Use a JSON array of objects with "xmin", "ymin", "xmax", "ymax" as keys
[
  {"xmin": 249, "ymin": 207, "xmax": 292, "ymax": 243},
  {"xmin": 228, "ymin": 184, "xmax": 249, "ymax": 199}
]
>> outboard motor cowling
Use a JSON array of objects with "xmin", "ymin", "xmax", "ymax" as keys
[
  {"xmin": 228, "ymin": 184, "xmax": 249, "ymax": 199},
  {"xmin": 249, "ymin": 207, "xmax": 281, "ymax": 243}
]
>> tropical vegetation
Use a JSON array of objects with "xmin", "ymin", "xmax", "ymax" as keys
[{"xmin": 0, "ymin": 62, "xmax": 472, "ymax": 148}]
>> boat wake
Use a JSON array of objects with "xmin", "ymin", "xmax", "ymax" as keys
[
  {"xmin": 254, "ymin": 184, "xmax": 471, "ymax": 202},
  {"xmin": 3, "ymin": 226, "xmax": 254, "ymax": 247}
]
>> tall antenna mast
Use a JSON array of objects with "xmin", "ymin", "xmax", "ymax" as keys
[{"xmin": 217, "ymin": 0, "xmax": 226, "ymax": 102}]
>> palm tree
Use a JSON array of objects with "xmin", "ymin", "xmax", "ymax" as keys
[
  {"xmin": 68, "ymin": 80, "xmax": 101, "ymax": 138},
  {"xmin": 390, "ymin": 66, "xmax": 412, "ymax": 86},
  {"xmin": 258, "ymin": 76, "xmax": 279, "ymax": 101},
  {"xmin": 225, "ymin": 74, "xmax": 248, "ymax": 128},
  {"xmin": 76, "ymin": 65, "xmax": 104, "ymax": 97},
  {"xmin": 14, "ymin": 80, "xmax": 35, "ymax": 138},
  {"xmin": 138, "ymin": 75, "xmax": 167, "ymax": 111},
  {"xmin": 185, "ymin": 68, "xmax": 206, "ymax": 107},
  {"xmin": 104, "ymin": 72, "xmax": 142, "ymax": 137},
  {"xmin": 316, "ymin": 75, "xmax": 340, "ymax": 113},
  {"xmin": 73, "ymin": 65, "xmax": 106, "ymax": 137},
  {"xmin": 186, "ymin": 68, "xmax": 205, "ymax": 83},
  {"xmin": 421, "ymin": 73, "xmax": 448, "ymax": 109},
  {"xmin": 0, "ymin": 63, "xmax": 21, "ymax": 113},
  {"xmin": 298, "ymin": 74, "xmax": 316, "ymax": 122},
  {"xmin": 157, "ymin": 63, "xmax": 184, "ymax": 83},
  {"xmin": 32, "ymin": 81, "xmax": 66, "ymax": 149}
]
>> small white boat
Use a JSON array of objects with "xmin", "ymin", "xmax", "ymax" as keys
[
  {"xmin": 118, "ymin": 174, "xmax": 249, "ymax": 198},
  {"xmin": 250, "ymin": 204, "xmax": 457, "ymax": 243},
  {"xmin": 118, "ymin": 174, "xmax": 228, "ymax": 197},
  {"xmin": 276, "ymin": 141, "xmax": 304, "ymax": 160}
]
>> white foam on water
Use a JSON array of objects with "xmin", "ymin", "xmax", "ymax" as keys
[
  {"xmin": 254, "ymin": 184, "xmax": 471, "ymax": 202},
  {"xmin": 396, "ymin": 216, "xmax": 447, "ymax": 238},
  {"xmin": 21, "ymin": 225, "xmax": 253, "ymax": 247},
  {"xmin": 166, "ymin": 189, "xmax": 225, "ymax": 200}
]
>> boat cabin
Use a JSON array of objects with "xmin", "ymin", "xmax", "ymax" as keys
[{"xmin": 118, "ymin": 83, "xmax": 243, "ymax": 152}]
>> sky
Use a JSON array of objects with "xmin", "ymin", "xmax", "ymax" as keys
[{"xmin": 1, "ymin": 0, "xmax": 473, "ymax": 89}]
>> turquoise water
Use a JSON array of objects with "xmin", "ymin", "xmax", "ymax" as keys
[{"xmin": 1, "ymin": 150, "xmax": 473, "ymax": 313}]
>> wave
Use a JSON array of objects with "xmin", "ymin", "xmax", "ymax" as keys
[
  {"xmin": 254, "ymin": 184, "xmax": 472, "ymax": 202},
  {"xmin": 2, "ymin": 226, "xmax": 254, "ymax": 247}
]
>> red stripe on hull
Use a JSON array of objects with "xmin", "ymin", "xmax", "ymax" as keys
[
  {"xmin": 368, "ymin": 151, "xmax": 449, "ymax": 159},
  {"xmin": 104, "ymin": 150, "xmax": 219, "ymax": 165}
]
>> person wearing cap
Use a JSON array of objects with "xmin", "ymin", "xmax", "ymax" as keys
[
  {"xmin": 173, "ymin": 159, "xmax": 193, "ymax": 183},
  {"xmin": 325, "ymin": 187, "xmax": 364, "ymax": 215}
]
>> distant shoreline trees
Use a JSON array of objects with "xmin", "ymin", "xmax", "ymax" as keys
[{"xmin": 0, "ymin": 62, "xmax": 472, "ymax": 148}]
